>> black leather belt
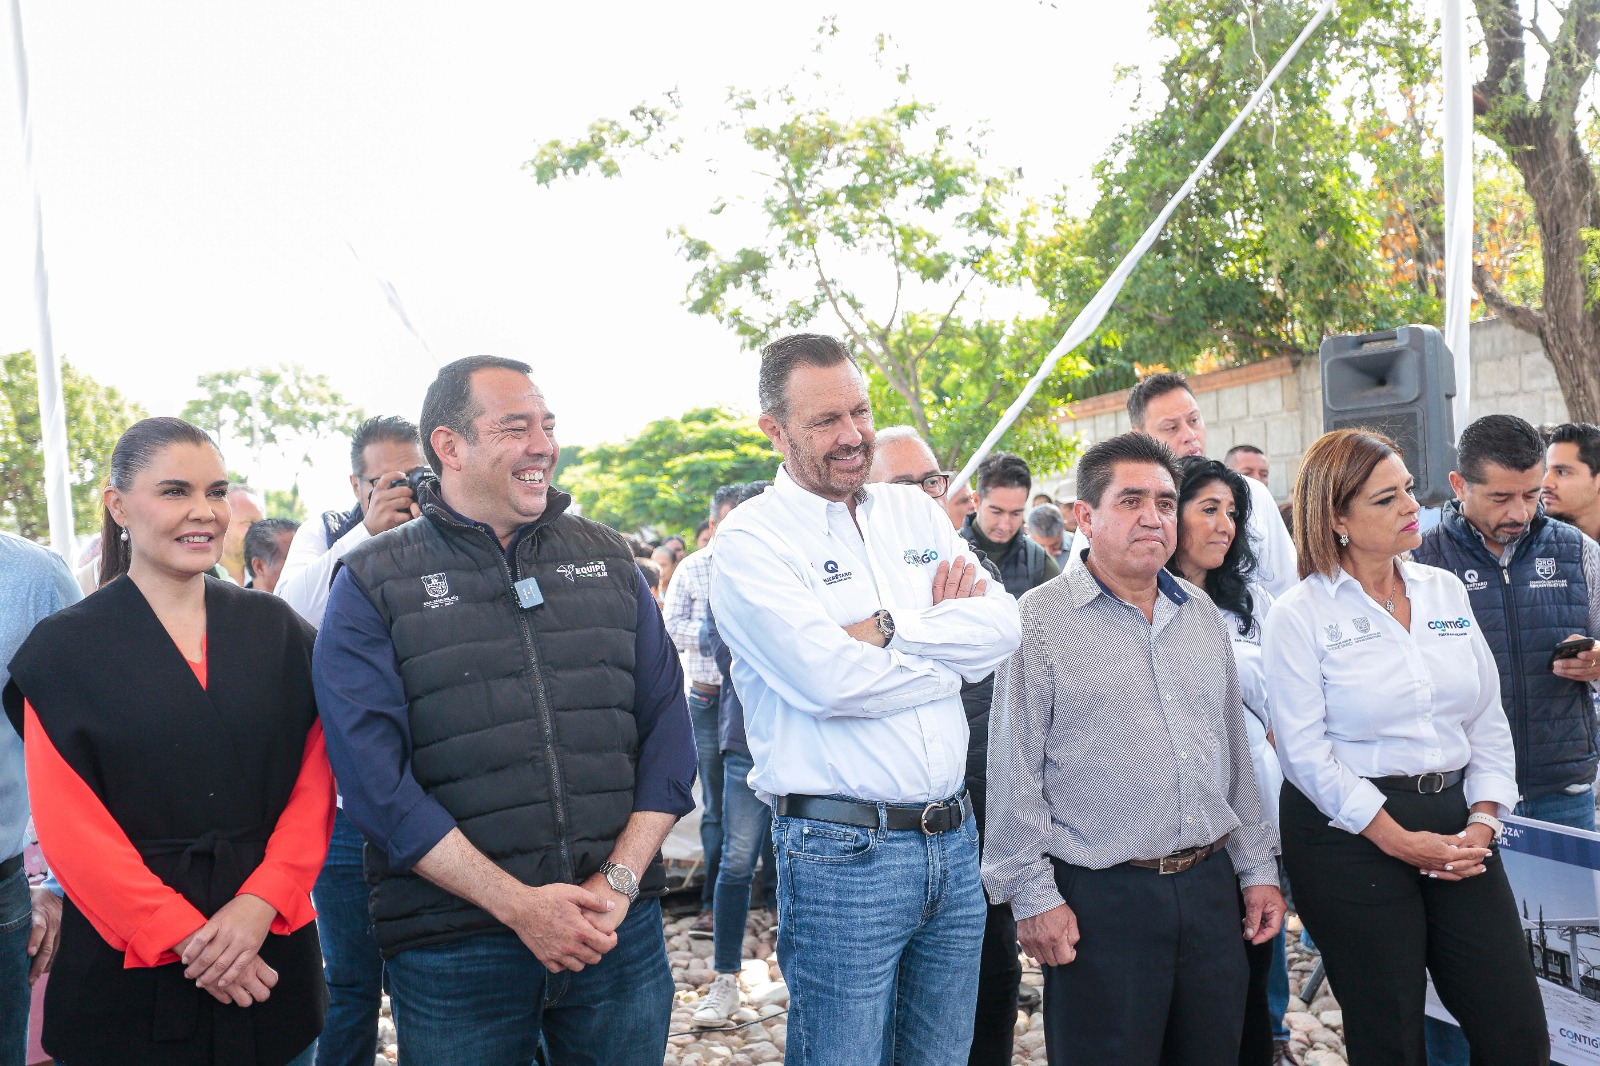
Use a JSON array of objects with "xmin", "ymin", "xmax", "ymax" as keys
[
  {"xmin": 777, "ymin": 792, "xmax": 972, "ymax": 834},
  {"xmin": 1367, "ymin": 769, "xmax": 1464, "ymax": 794},
  {"xmin": 1127, "ymin": 833, "xmax": 1230, "ymax": 875},
  {"xmin": 0, "ymin": 853, "xmax": 21, "ymax": 882}
]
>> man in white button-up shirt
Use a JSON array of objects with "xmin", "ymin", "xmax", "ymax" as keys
[{"xmin": 712, "ymin": 334, "xmax": 1020, "ymax": 1066}]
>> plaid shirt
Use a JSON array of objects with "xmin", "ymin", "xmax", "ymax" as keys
[{"xmin": 663, "ymin": 546, "xmax": 720, "ymax": 687}]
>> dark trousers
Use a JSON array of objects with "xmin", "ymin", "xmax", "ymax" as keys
[
  {"xmin": 313, "ymin": 807, "xmax": 386, "ymax": 1066},
  {"xmin": 968, "ymin": 901, "xmax": 1021, "ymax": 1066},
  {"xmin": 1239, "ymin": 928, "xmax": 1274, "ymax": 1066},
  {"xmin": 1040, "ymin": 850, "xmax": 1247, "ymax": 1065},
  {"xmin": 1280, "ymin": 782, "xmax": 1547, "ymax": 1066}
]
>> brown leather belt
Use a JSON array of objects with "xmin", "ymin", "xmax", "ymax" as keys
[
  {"xmin": 690, "ymin": 681, "xmax": 721, "ymax": 697},
  {"xmin": 1126, "ymin": 833, "xmax": 1230, "ymax": 875}
]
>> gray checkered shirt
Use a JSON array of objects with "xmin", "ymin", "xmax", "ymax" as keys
[{"xmin": 981, "ymin": 558, "xmax": 1280, "ymax": 921}]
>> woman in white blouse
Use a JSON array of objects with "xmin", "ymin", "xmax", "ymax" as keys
[
  {"xmin": 1263, "ymin": 429, "xmax": 1545, "ymax": 1065},
  {"xmin": 1167, "ymin": 456, "xmax": 1287, "ymax": 1066}
]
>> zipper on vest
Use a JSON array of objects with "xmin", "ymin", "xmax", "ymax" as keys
[
  {"xmin": 494, "ymin": 538, "xmax": 576, "ymax": 884},
  {"xmin": 1500, "ymin": 562, "xmax": 1530, "ymax": 796}
]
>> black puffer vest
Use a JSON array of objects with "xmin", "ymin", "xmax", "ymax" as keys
[
  {"xmin": 960, "ymin": 515, "xmax": 1048, "ymax": 600},
  {"xmin": 1413, "ymin": 503, "xmax": 1598, "ymax": 800},
  {"xmin": 341, "ymin": 482, "xmax": 659, "ymax": 956}
]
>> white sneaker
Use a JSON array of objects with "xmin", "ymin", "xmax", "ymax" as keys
[{"xmin": 691, "ymin": 972, "xmax": 742, "ymax": 1027}]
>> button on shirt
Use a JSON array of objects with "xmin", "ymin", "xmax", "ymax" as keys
[
  {"xmin": 981, "ymin": 559, "xmax": 1279, "ymax": 923},
  {"xmin": 710, "ymin": 466, "xmax": 1022, "ymax": 804},
  {"xmin": 1262, "ymin": 560, "xmax": 1519, "ymax": 834}
]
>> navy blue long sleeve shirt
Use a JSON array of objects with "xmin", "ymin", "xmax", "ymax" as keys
[{"xmin": 314, "ymin": 558, "xmax": 696, "ymax": 873}]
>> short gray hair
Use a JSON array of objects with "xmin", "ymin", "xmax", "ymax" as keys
[{"xmin": 1027, "ymin": 504, "xmax": 1064, "ymax": 538}]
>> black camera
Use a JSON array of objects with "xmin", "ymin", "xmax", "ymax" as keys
[{"xmin": 390, "ymin": 467, "xmax": 431, "ymax": 497}]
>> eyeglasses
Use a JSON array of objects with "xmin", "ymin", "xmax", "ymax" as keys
[{"xmin": 890, "ymin": 472, "xmax": 951, "ymax": 499}]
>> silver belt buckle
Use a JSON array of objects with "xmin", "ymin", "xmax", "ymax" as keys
[
  {"xmin": 920, "ymin": 802, "xmax": 948, "ymax": 835},
  {"xmin": 1418, "ymin": 771, "xmax": 1445, "ymax": 794},
  {"xmin": 1158, "ymin": 853, "xmax": 1184, "ymax": 875}
]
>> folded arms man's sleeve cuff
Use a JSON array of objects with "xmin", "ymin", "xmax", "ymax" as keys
[{"xmin": 385, "ymin": 794, "xmax": 459, "ymax": 872}]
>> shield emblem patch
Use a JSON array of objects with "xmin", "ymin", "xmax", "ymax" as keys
[
  {"xmin": 1536, "ymin": 557, "xmax": 1558, "ymax": 580},
  {"xmin": 422, "ymin": 572, "xmax": 450, "ymax": 598}
]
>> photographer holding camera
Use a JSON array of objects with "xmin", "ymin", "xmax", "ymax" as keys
[{"xmin": 274, "ymin": 414, "xmax": 426, "ymax": 1066}]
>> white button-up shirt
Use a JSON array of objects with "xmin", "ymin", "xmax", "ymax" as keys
[
  {"xmin": 711, "ymin": 466, "xmax": 1022, "ymax": 804},
  {"xmin": 1262, "ymin": 559, "xmax": 1519, "ymax": 833}
]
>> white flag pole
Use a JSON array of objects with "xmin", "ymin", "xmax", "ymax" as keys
[
  {"xmin": 8, "ymin": 0, "xmax": 74, "ymax": 558},
  {"xmin": 1442, "ymin": 0, "xmax": 1474, "ymax": 436},
  {"xmin": 951, "ymin": 0, "xmax": 1339, "ymax": 490}
]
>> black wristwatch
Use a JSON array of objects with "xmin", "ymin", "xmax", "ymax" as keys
[
  {"xmin": 600, "ymin": 861, "xmax": 640, "ymax": 902},
  {"xmin": 874, "ymin": 609, "xmax": 896, "ymax": 645}
]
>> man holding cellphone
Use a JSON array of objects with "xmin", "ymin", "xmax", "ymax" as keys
[{"xmin": 1414, "ymin": 414, "xmax": 1600, "ymax": 832}]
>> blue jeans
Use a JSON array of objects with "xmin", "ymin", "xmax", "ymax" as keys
[
  {"xmin": 711, "ymin": 751, "xmax": 773, "ymax": 973},
  {"xmin": 1426, "ymin": 783, "xmax": 1597, "ymax": 1064},
  {"xmin": 312, "ymin": 807, "xmax": 386, "ymax": 1066},
  {"xmin": 688, "ymin": 689, "xmax": 724, "ymax": 908},
  {"xmin": 385, "ymin": 898, "xmax": 673, "ymax": 1066},
  {"xmin": 1266, "ymin": 926, "xmax": 1290, "ymax": 1043},
  {"xmin": 774, "ymin": 802, "xmax": 987, "ymax": 1066},
  {"xmin": 0, "ymin": 868, "xmax": 31, "ymax": 1066},
  {"xmin": 1514, "ymin": 783, "xmax": 1598, "ymax": 831}
]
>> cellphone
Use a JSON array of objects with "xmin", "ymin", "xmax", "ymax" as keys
[{"xmin": 1551, "ymin": 637, "xmax": 1597, "ymax": 667}]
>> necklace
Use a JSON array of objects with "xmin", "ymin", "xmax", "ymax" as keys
[{"xmin": 1381, "ymin": 565, "xmax": 1400, "ymax": 614}]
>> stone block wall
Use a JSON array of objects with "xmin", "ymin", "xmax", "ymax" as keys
[{"xmin": 1044, "ymin": 318, "xmax": 1568, "ymax": 502}]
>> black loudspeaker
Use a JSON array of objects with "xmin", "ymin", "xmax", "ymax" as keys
[{"xmin": 1319, "ymin": 324, "xmax": 1458, "ymax": 506}]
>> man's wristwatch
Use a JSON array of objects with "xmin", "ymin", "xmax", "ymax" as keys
[
  {"xmin": 599, "ymin": 861, "xmax": 640, "ymax": 903},
  {"xmin": 1465, "ymin": 812, "xmax": 1504, "ymax": 844},
  {"xmin": 873, "ymin": 609, "xmax": 896, "ymax": 645}
]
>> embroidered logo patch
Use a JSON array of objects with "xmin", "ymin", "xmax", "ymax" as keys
[
  {"xmin": 421, "ymin": 573, "xmax": 449, "ymax": 598},
  {"xmin": 902, "ymin": 548, "xmax": 940, "ymax": 565},
  {"xmin": 1427, "ymin": 616, "xmax": 1473, "ymax": 633},
  {"xmin": 1324, "ymin": 623, "xmax": 1343, "ymax": 643},
  {"xmin": 1353, "ymin": 616, "xmax": 1371, "ymax": 634},
  {"xmin": 556, "ymin": 560, "xmax": 609, "ymax": 582},
  {"xmin": 816, "ymin": 559, "xmax": 853, "ymax": 586},
  {"xmin": 1536, "ymin": 557, "xmax": 1558, "ymax": 580},
  {"xmin": 1464, "ymin": 569, "xmax": 1478, "ymax": 584}
]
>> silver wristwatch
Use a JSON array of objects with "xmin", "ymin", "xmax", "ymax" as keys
[
  {"xmin": 600, "ymin": 861, "xmax": 640, "ymax": 902},
  {"xmin": 1465, "ymin": 812, "xmax": 1504, "ymax": 844},
  {"xmin": 874, "ymin": 609, "xmax": 896, "ymax": 644}
]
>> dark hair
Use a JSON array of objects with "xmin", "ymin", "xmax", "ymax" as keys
[
  {"xmin": 350, "ymin": 415, "xmax": 422, "ymax": 478},
  {"xmin": 1075, "ymin": 432, "xmax": 1182, "ymax": 509},
  {"xmin": 734, "ymin": 480, "xmax": 772, "ymax": 507},
  {"xmin": 419, "ymin": 355, "xmax": 534, "ymax": 472},
  {"xmin": 757, "ymin": 334, "xmax": 857, "ymax": 422},
  {"xmin": 244, "ymin": 517, "xmax": 300, "ymax": 579},
  {"xmin": 976, "ymin": 452, "xmax": 1032, "ymax": 498},
  {"xmin": 1126, "ymin": 372, "xmax": 1193, "ymax": 429},
  {"xmin": 636, "ymin": 557, "xmax": 661, "ymax": 591},
  {"xmin": 1292, "ymin": 429, "xmax": 1399, "ymax": 579},
  {"xmin": 694, "ymin": 519, "xmax": 712, "ymax": 537},
  {"xmin": 624, "ymin": 535, "xmax": 652, "ymax": 560},
  {"xmin": 711, "ymin": 483, "xmax": 744, "ymax": 522},
  {"xmin": 1457, "ymin": 414, "xmax": 1545, "ymax": 483},
  {"xmin": 100, "ymin": 417, "xmax": 222, "ymax": 586},
  {"xmin": 1225, "ymin": 444, "xmax": 1265, "ymax": 461},
  {"xmin": 1166, "ymin": 456, "xmax": 1257, "ymax": 634},
  {"xmin": 1548, "ymin": 422, "xmax": 1600, "ymax": 476}
]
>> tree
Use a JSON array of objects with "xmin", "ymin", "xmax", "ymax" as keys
[
  {"xmin": 182, "ymin": 364, "xmax": 364, "ymax": 514},
  {"xmin": 1472, "ymin": 0, "xmax": 1600, "ymax": 421},
  {"xmin": 529, "ymin": 34, "xmax": 1084, "ymax": 472},
  {"xmin": 0, "ymin": 351, "xmax": 147, "ymax": 541},
  {"xmin": 560, "ymin": 407, "xmax": 779, "ymax": 535}
]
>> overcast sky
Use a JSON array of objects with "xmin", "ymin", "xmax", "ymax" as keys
[{"xmin": 0, "ymin": 1, "xmax": 1449, "ymax": 522}]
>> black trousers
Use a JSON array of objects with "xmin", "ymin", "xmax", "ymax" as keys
[
  {"xmin": 1040, "ymin": 850, "xmax": 1248, "ymax": 1065},
  {"xmin": 1239, "ymin": 923, "xmax": 1275, "ymax": 1066},
  {"xmin": 1280, "ymin": 782, "xmax": 1548, "ymax": 1065},
  {"xmin": 968, "ymin": 777, "xmax": 1021, "ymax": 1066}
]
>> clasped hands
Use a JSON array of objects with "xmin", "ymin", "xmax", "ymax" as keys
[
  {"xmin": 500, "ymin": 873, "xmax": 631, "ymax": 976},
  {"xmin": 174, "ymin": 893, "xmax": 280, "ymax": 1007}
]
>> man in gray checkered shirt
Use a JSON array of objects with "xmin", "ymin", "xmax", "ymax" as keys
[{"xmin": 981, "ymin": 432, "xmax": 1284, "ymax": 1065}]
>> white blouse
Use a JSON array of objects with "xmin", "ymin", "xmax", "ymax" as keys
[
  {"xmin": 1221, "ymin": 585, "xmax": 1282, "ymax": 827},
  {"xmin": 1262, "ymin": 559, "xmax": 1519, "ymax": 833}
]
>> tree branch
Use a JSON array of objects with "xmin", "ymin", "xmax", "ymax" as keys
[
  {"xmin": 1475, "ymin": 0, "xmax": 1530, "ymax": 110},
  {"xmin": 1473, "ymin": 261, "xmax": 1547, "ymax": 337}
]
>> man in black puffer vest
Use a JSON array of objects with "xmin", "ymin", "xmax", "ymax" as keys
[
  {"xmin": 1414, "ymin": 414, "xmax": 1600, "ymax": 831},
  {"xmin": 313, "ymin": 356, "xmax": 697, "ymax": 1066},
  {"xmin": 959, "ymin": 452, "xmax": 1059, "ymax": 600}
]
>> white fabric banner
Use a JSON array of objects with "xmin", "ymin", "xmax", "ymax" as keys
[{"xmin": 1442, "ymin": 0, "xmax": 1474, "ymax": 438}]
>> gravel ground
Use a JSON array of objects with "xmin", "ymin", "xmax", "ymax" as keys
[{"xmin": 364, "ymin": 912, "xmax": 1346, "ymax": 1065}]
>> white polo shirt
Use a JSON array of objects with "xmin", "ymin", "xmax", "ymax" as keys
[
  {"xmin": 1262, "ymin": 559, "xmax": 1519, "ymax": 833},
  {"xmin": 711, "ymin": 466, "xmax": 1022, "ymax": 804}
]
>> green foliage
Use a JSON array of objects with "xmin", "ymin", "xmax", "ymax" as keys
[
  {"xmin": 560, "ymin": 407, "xmax": 779, "ymax": 535},
  {"xmin": 524, "ymin": 95, "xmax": 682, "ymax": 184},
  {"xmin": 265, "ymin": 487, "xmax": 308, "ymax": 522},
  {"xmin": 530, "ymin": 34, "xmax": 1083, "ymax": 475},
  {"xmin": 181, "ymin": 364, "xmax": 364, "ymax": 477},
  {"xmin": 0, "ymin": 351, "xmax": 147, "ymax": 541}
]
